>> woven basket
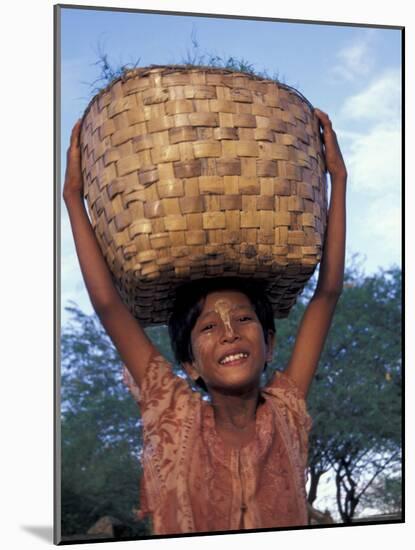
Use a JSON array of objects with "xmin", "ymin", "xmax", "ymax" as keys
[{"xmin": 80, "ymin": 65, "xmax": 327, "ymax": 326}]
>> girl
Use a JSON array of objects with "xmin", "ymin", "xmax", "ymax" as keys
[{"xmin": 63, "ymin": 108, "xmax": 347, "ymax": 535}]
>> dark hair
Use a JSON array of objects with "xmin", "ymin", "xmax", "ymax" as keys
[{"xmin": 168, "ymin": 277, "xmax": 276, "ymax": 369}]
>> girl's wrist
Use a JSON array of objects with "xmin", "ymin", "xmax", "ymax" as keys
[{"xmin": 63, "ymin": 188, "xmax": 84, "ymax": 206}]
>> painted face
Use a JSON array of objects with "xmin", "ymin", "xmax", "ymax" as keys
[{"xmin": 186, "ymin": 290, "xmax": 274, "ymax": 393}]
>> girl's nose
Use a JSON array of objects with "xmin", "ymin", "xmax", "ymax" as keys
[{"xmin": 221, "ymin": 321, "xmax": 240, "ymax": 342}]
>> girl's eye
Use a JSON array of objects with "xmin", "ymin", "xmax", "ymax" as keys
[
  {"xmin": 201, "ymin": 323, "xmax": 215, "ymax": 332},
  {"xmin": 238, "ymin": 316, "xmax": 252, "ymax": 322}
]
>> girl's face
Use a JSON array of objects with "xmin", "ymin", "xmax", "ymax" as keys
[{"xmin": 184, "ymin": 290, "xmax": 275, "ymax": 394}]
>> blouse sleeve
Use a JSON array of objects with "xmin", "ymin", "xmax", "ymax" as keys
[
  {"xmin": 263, "ymin": 370, "xmax": 312, "ymax": 469},
  {"xmin": 122, "ymin": 350, "xmax": 196, "ymax": 422},
  {"xmin": 122, "ymin": 351, "xmax": 200, "ymax": 492}
]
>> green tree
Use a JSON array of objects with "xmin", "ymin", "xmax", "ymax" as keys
[
  {"xmin": 358, "ymin": 470, "xmax": 402, "ymax": 515},
  {"xmin": 60, "ymin": 305, "xmax": 149, "ymax": 537},
  {"xmin": 272, "ymin": 264, "xmax": 402, "ymax": 522}
]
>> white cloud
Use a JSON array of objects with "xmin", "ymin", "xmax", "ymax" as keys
[
  {"xmin": 340, "ymin": 68, "xmax": 401, "ymax": 122},
  {"xmin": 367, "ymin": 198, "xmax": 401, "ymax": 244},
  {"xmin": 365, "ymin": 197, "xmax": 402, "ymax": 269},
  {"xmin": 335, "ymin": 67, "xmax": 402, "ymax": 196},
  {"xmin": 333, "ymin": 66, "xmax": 402, "ymax": 272},
  {"xmin": 345, "ymin": 121, "xmax": 401, "ymax": 194},
  {"xmin": 340, "ymin": 118, "xmax": 401, "ymax": 269},
  {"xmin": 331, "ymin": 29, "xmax": 377, "ymax": 81}
]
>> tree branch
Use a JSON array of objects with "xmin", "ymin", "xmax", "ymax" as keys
[{"xmin": 356, "ymin": 450, "xmax": 400, "ymax": 501}]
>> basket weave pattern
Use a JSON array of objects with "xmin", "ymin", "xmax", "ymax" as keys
[{"xmin": 80, "ymin": 66, "xmax": 327, "ymax": 325}]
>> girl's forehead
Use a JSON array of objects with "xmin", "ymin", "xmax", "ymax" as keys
[{"xmin": 201, "ymin": 290, "xmax": 253, "ymax": 312}]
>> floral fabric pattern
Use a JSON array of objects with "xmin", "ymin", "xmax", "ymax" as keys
[{"xmin": 123, "ymin": 352, "xmax": 312, "ymax": 535}]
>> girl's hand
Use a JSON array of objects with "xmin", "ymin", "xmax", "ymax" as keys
[
  {"xmin": 314, "ymin": 108, "xmax": 347, "ymax": 182},
  {"xmin": 63, "ymin": 119, "xmax": 83, "ymax": 200}
]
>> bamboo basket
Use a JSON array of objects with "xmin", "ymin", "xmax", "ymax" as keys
[{"xmin": 80, "ymin": 65, "xmax": 327, "ymax": 325}]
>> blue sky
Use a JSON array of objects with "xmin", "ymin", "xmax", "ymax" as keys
[{"xmin": 60, "ymin": 7, "xmax": 402, "ymax": 326}]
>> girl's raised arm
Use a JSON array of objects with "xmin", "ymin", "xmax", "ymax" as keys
[
  {"xmin": 283, "ymin": 109, "xmax": 347, "ymax": 398},
  {"xmin": 63, "ymin": 119, "xmax": 157, "ymax": 387}
]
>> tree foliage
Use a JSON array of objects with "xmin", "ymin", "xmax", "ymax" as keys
[
  {"xmin": 358, "ymin": 470, "xmax": 402, "ymax": 515},
  {"xmin": 60, "ymin": 305, "xmax": 149, "ymax": 537},
  {"xmin": 271, "ymin": 263, "xmax": 402, "ymax": 521}
]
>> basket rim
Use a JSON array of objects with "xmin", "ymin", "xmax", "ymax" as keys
[{"xmin": 80, "ymin": 63, "xmax": 315, "ymax": 127}]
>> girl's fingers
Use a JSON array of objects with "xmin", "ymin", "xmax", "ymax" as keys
[
  {"xmin": 314, "ymin": 109, "xmax": 338, "ymax": 147},
  {"xmin": 70, "ymin": 119, "xmax": 82, "ymax": 147},
  {"xmin": 67, "ymin": 121, "xmax": 82, "ymax": 161},
  {"xmin": 65, "ymin": 121, "xmax": 82, "ymax": 176},
  {"xmin": 314, "ymin": 107, "xmax": 328, "ymax": 119},
  {"xmin": 314, "ymin": 108, "xmax": 333, "ymax": 131},
  {"xmin": 64, "ymin": 119, "xmax": 84, "ymax": 197},
  {"xmin": 313, "ymin": 109, "xmax": 347, "ymax": 179}
]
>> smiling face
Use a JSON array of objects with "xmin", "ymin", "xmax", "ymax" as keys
[{"xmin": 183, "ymin": 290, "xmax": 275, "ymax": 394}]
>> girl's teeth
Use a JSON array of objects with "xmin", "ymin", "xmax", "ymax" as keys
[{"xmin": 221, "ymin": 353, "xmax": 247, "ymax": 364}]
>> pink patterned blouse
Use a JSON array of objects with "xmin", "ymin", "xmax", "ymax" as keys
[{"xmin": 123, "ymin": 351, "xmax": 312, "ymax": 535}]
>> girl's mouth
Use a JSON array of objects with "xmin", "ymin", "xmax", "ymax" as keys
[{"xmin": 218, "ymin": 352, "xmax": 249, "ymax": 366}]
